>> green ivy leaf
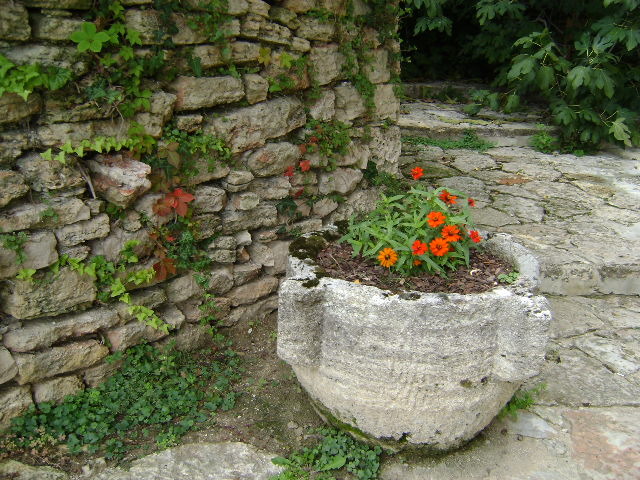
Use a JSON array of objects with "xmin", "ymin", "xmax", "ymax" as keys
[{"xmin": 70, "ymin": 22, "xmax": 110, "ymax": 53}]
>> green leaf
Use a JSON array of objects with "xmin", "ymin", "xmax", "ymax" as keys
[
  {"xmin": 320, "ymin": 455, "xmax": 346, "ymax": 471},
  {"xmin": 535, "ymin": 65, "xmax": 554, "ymax": 90},
  {"xmin": 126, "ymin": 28, "xmax": 142, "ymax": 46},
  {"xmin": 41, "ymin": 148, "xmax": 52, "ymax": 161},
  {"xmin": 70, "ymin": 22, "xmax": 110, "ymax": 53},
  {"xmin": 609, "ymin": 117, "xmax": 632, "ymax": 146},
  {"xmin": 566, "ymin": 66, "xmax": 590, "ymax": 89},
  {"xmin": 507, "ymin": 56, "xmax": 534, "ymax": 80}
]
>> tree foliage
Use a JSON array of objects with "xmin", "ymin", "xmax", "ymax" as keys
[{"xmin": 402, "ymin": 0, "xmax": 640, "ymax": 148}]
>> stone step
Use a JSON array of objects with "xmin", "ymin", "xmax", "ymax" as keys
[
  {"xmin": 522, "ymin": 295, "xmax": 640, "ymax": 408},
  {"xmin": 399, "ymin": 101, "xmax": 544, "ymax": 147}
]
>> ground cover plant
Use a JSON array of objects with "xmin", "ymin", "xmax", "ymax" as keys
[
  {"xmin": 401, "ymin": 0, "xmax": 640, "ymax": 149},
  {"xmin": 1, "ymin": 343, "xmax": 240, "ymax": 461}
]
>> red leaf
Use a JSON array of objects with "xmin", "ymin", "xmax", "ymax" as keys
[
  {"xmin": 299, "ymin": 144, "xmax": 307, "ymax": 154},
  {"xmin": 299, "ymin": 159, "xmax": 311, "ymax": 172},
  {"xmin": 153, "ymin": 256, "xmax": 177, "ymax": 282}
]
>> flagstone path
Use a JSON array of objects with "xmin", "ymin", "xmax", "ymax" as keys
[{"xmin": 2, "ymin": 87, "xmax": 638, "ymax": 480}]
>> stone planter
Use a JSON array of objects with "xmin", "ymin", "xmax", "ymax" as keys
[{"xmin": 277, "ymin": 232, "xmax": 551, "ymax": 451}]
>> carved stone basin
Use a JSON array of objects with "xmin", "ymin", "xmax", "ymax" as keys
[{"xmin": 277, "ymin": 232, "xmax": 551, "ymax": 450}]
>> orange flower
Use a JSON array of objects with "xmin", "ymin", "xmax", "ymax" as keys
[
  {"xmin": 469, "ymin": 230, "xmax": 482, "ymax": 243},
  {"xmin": 413, "ymin": 259, "xmax": 422, "ymax": 266},
  {"xmin": 411, "ymin": 240, "xmax": 428, "ymax": 255},
  {"xmin": 439, "ymin": 190, "xmax": 458, "ymax": 205},
  {"xmin": 427, "ymin": 211, "xmax": 446, "ymax": 228},
  {"xmin": 430, "ymin": 237, "xmax": 449, "ymax": 257},
  {"xmin": 411, "ymin": 166, "xmax": 424, "ymax": 180},
  {"xmin": 378, "ymin": 248, "xmax": 398, "ymax": 268},
  {"xmin": 441, "ymin": 225, "xmax": 461, "ymax": 242},
  {"xmin": 467, "ymin": 197, "xmax": 476, "ymax": 207}
]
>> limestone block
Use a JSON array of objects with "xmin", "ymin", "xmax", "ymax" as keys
[
  {"xmin": 337, "ymin": 140, "xmax": 369, "ymax": 169},
  {"xmin": 241, "ymin": 14, "xmax": 292, "ymax": 45},
  {"xmin": 329, "ymin": 187, "xmax": 380, "ymax": 223},
  {"xmin": 0, "ymin": 231, "xmax": 58, "ymax": 280},
  {"xmin": 312, "ymin": 197, "xmax": 339, "ymax": 217},
  {"xmin": 368, "ymin": 125, "xmax": 401, "ymax": 174},
  {"xmin": 244, "ymin": 142, "xmax": 301, "ymax": 177},
  {"xmin": 373, "ymin": 84, "xmax": 399, "ymax": 120},
  {"xmin": 164, "ymin": 273, "xmax": 204, "ymax": 304},
  {"xmin": 37, "ymin": 121, "xmax": 95, "ymax": 147},
  {"xmin": 334, "ymin": 84, "xmax": 366, "ymax": 123},
  {"xmin": 90, "ymin": 224, "xmax": 152, "ymax": 263},
  {"xmin": 0, "ymin": 267, "xmax": 96, "ymax": 320},
  {"xmin": 235, "ymin": 231, "xmax": 252, "ymax": 247},
  {"xmin": 125, "ymin": 10, "xmax": 238, "ymax": 45},
  {"xmin": 248, "ymin": 176, "xmax": 291, "ymax": 200},
  {"xmin": 171, "ymin": 76, "xmax": 244, "ymax": 111},
  {"xmin": 106, "ymin": 304, "xmax": 184, "ymax": 351},
  {"xmin": 33, "ymin": 375, "xmax": 84, "ymax": 404},
  {"xmin": 133, "ymin": 91, "xmax": 177, "ymax": 137},
  {"xmin": 191, "ymin": 42, "xmax": 260, "ymax": 69},
  {"xmin": 227, "ymin": 0, "xmax": 249, "ymax": 14},
  {"xmin": 309, "ymin": 45, "xmax": 345, "ymax": 86},
  {"xmin": 224, "ymin": 294, "xmax": 278, "ymax": 326},
  {"xmin": 82, "ymin": 359, "xmax": 122, "ymax": 388},
  {"xmin": 208, "ymin": 266, "xmax": 234, "ymax": 295},
  {"xmin": 21, "ymin": 0, "xmax": 91, "ymax": 7},
  {"xmin": 233, "ymin": 262, "xmax": 262, "ymax": 286},
  {"xmin": 221, "ymin": 205, "xmax": 278, "ymax": 234},
  {"xmin": 0, "ymin": 347, "xmax": 17, "ymax": 385},
  {"xmin": 0, "ymin": 386, "xmax": 32, "ymax": 431},
  {"xmin": 192, "ymin": 186, "xmax": 227, "ymax": 213},
  {"xmin": 282, "ymin": 0, "xmax": 315, "ymax": 13},
  {"xmin": 208, "ymin": 248, "xmax": 236, "ymax": 264},
  {"xmin": 59, "ymin": 245, "xmax": 90, "ymax": 261},
  {"xmin": 115, "ymin": 287, "xmax": 167, "ymax": 323},
  {"xmin": 0, "ymin": 45, "xmax": 89, "ymax": 76},
  {"xmin": 290, "ymin": 36, "xmax": 310, "ymax": 52},
  {"xmin": 0, "ymin": 198, "xmax": 90, "ymax": 233},
  {"xmin": 14, "ymin": 340, "xmax": 108, "ymax": 384},
  {"xmin": 264, "ymin": 240, "xmax": 290, "ymax": 275},
  {"xmin": 184, "ymin": 160, "xmax": 230, "ymax": 187},
  {"xmin": 243, "ymin": 74, "xmax": 269, "ymax": 104},
  {"xmin": 16, "ymin": 152, "xmax": 84, "ymax": 192},
  {"xmin": 206, "ymin": 97, "xmax": 305, "ymax": 153},
  {"xmin": 221, "ymin": 170, "xmax": 254, "ymax": 192},
  {"xmin": 3, "ymin": 308, "xmax": 119, "ymax": 353},
  {"xmin": 308, "ymin": 89, "xmax": 335, "ymax": 121},
  {"xmin": 175, "ymin": 114, "xmax": 203, "ymax": 132},
  {"xmin": 269, "ymin": 7, "xmax": 300, "ymax": 28},
  {"xmin": 87, "ymin": 154, "xmax": 152, "ymax": 208},
  {"xmin": 42, "ymin": 97, "xmax": 107, "ymax": 124},
  {"xmin": 0, "ymin": 170, "xmax": 28, "ymax": 208},
  {"xmin": 248, "ymin": 0, "xmax": 270, "ymax": 16},
  {"xmin": 318, "ymin": 167, "xmax": 363, "ymax": 195},
  {"xmin": 231, "ymin": 192, "xmax": 260, "ymax": 210},
  {"xmin": 248, "ymin": 242, "xmax": 274, "ymax": 267},
  {"xmin": 0, "ymin": 3, "xmax": 30, "ymax": 41},
  {"xmin": 0, "ymin": 131, "xmax": 30, "ymax": 166},
  {"xmin": 192, "ymin": 213, "xmax": 222, "ymax": 240},
  {"xmin": 53, "ymin": 214, "xmax": 109, "ymax": 247},
  {"xmin": 363, "ymin": 49, "xmax": 390, "ymax": 84},
  {"xmin": 31, "ymin": 13, "xmax": 84, "ymax": 41},
  {"xmin": 227, "ymin": 276, "xmax": 279, "ymax": 307},
  {"xmin": 160, "ymin": 323, "xmax": 213, "ymax": 352},
  {"xmin": 0, "ymin": 93, "xmax": 41, "ymax": 125},
  {"xmin": 296, "ymin": 16, "xmax": 335, "ymax": 41}
]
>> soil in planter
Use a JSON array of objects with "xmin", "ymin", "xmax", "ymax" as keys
[{"xmin": 315, "ymin": 243, "xmax": 513, "ymax": 294}]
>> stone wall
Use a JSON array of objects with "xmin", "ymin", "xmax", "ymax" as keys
[{"xmin": 0, "ymin": 0, "xmax": 400, "ymax": 428}]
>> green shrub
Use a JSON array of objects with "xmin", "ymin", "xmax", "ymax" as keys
[{"xmin": 402, "ymin": 0, "xmax": 640, "ymax": 148}]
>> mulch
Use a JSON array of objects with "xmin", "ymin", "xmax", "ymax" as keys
[{"xmin": 314, "ymin": 242, "xmax": 513, "ymax": 295}]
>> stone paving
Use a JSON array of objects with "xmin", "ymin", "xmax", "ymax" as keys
[{"xmin": 2, "ymin": 95, "xmax": 639, "ymax": 480}]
